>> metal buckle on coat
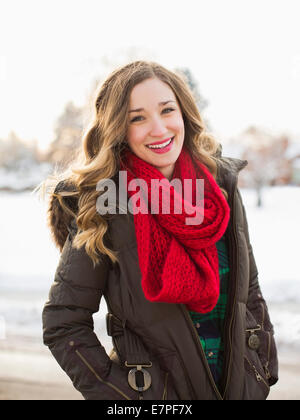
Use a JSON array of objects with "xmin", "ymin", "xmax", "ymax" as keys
[
  {"xmin": 246, "ymin": 324, "xmax": 261, "ymax": 350},
  {"xmin": 125, "ymin": 361, "xmax": 152, "ymax": 392}
]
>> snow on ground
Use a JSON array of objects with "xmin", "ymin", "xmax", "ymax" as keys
[
  {"xmin": 239, "ymin": 186, "xmax": 300, "ymax": 354},
  {"xmin": 0, "ymin": 163, "xmax": 52, "ymax": 192},
  {"xmin": 0, "ymin": 186, "xmax": 299, "ymax": 357},
  {"xmin": 0, "ymin": 190, "xmax": 112, "ymax": 354}
]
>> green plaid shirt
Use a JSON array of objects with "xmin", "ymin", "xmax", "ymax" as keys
[{"xmin": 189, "ymin": 234, "xmax": 229, "ymax": 386}]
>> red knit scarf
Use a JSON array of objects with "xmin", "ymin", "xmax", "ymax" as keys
[{"xmin": 120, "ymin": 147, "xmax": 230, "ymax": 313}]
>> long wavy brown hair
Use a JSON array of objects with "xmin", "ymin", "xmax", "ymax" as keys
[{"xmin": 45, "ymin": 61, "xmax": 224, "ymax": 265}]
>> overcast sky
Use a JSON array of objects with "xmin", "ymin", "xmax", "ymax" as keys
[{"xmin": 1, "ymin": 0, "xmax": 300, "ymax": 149}]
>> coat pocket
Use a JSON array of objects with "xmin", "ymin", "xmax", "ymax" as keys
[
  {"xmin": 161, "ymin": 370, "xmax": 181, "ymax": 400},
  {"xmin": 75, "ymin": 349, "xmax": 134, "ymax": 400},
  {"xmin": 245, "ymin": 307, "xmax": 278, "ymax": 386},
  {"xmin": 69, "ymin": 341, "xmax": 138, "ymax": 400},
  {"xmin": 243, "ymin": 308, "xmax": 272, "ymax": 400},
  {"xmin": 256, "ymin": 327, "xmax": 278, "ymax": 385},
  {"xmin": 243, "ymin": 351, "xmax": 270, "ymax": 400}
]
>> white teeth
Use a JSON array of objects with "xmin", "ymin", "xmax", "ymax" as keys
[{"xmin": 147, "ymin": 137, "xmax": 173, "ymax": 149}]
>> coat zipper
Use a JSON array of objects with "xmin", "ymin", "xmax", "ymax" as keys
[
  {"xmin": 260, "ymin": 302, "xmax": 271, "ymax": 380},
  {"xmin": 182, "ymin": 306, "xmax": 223, "ymax": 400},
  {"xmin": 75, "ymin": 349, "xmax": 132, "ymax": 400},
  {"xmin": 162, "ymin": 372, "xmax": 169, "ymax": 400},
  {"xmin": 244, "ymin": 355, "xmax": 270, "ymax": 390},
  {"xmin": 264, "ymin": 332, "xmax": 272, "ymax": 380},
  {"xmin": 221, "ymin": 180, "xmax": 239, "ymax": 398},
  {"xmin": 181, "ymin": 174, "xmax": 239, "ymax": 400}
]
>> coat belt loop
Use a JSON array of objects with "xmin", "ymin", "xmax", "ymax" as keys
[{"xmin": 106, "ymin": 312, "xmax": 152, "ymax": 392}]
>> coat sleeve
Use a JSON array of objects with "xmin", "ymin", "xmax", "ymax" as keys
[
  {"xmin": 42, "ymin": 228, "xmax": 137, "ymax": 400},
  {"xmin": 237, "ymin": 189, "xmax": 278, "ymax": 386}
]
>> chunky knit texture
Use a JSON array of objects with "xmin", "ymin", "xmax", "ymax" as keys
[{"xmin": 121, "ymin": 147, "xmax": 230, "ymax": 313}]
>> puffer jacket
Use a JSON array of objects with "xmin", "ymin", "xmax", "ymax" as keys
[{"xmin": 42, "ymin": 155, "xmax": 278, "ymax": 400}]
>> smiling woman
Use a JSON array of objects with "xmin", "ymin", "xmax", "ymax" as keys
[
  {"xmin": 44, "ymin": 61, "xmax": 221, "ymax": 264},
  {"xmin": 41, "ymin": 60, "xmax": 278, "ymax": 401},
  {"xmin": 127, "ymin": 78, "xmax": 185, "ymax": 180}
]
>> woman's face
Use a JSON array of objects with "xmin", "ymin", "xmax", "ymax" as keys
[{"xmin": 127, "ymin": 78, "xmax": 185, "ymax": 180}]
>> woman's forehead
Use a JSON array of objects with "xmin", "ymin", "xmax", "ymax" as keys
[{"xmin": 129, "ymin": 78, "xmax": 176, "ymax": 108}]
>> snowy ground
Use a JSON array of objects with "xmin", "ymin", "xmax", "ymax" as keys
[
  {"xmin": 0, "ymin": 190, "xmax": 112, "ymax": 353},
  {"xmin": 0, "ymin": 186, "xmax": 300, "ymax": 399}
]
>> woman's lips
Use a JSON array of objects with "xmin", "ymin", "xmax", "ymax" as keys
[
  {"xmin": 147, "ymin": 137, "xmax": 173, "ymax": 146},
  {"xmin": 146, "ymin": 136, "xmax": 175, "ymax": 154}
]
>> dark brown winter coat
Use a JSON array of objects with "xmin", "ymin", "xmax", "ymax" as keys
[{"xmin": 42, "ymin": 155, "xmax": 278, "ymax": 400}]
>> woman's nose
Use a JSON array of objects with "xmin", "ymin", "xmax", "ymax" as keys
[{"xmin": 149, "ymin": 116, "xmax": 168, "ymax": 137}]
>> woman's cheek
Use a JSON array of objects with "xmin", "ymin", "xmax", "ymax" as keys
[{"xmin": 128, "ymin": 127, "xmax": 148, "ymax": 146}]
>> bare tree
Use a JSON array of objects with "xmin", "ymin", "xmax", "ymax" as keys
[
  {"xmin": 174, "ymin": 67, "xmax": 208, "ymax": 113},
  {"xmin": 239, "ymin": 127, "xmax": 291, "ymax": 207},
  {"xmin": 46, "ymin": 102, "xmax": 84, "ymax": 168},
  {"xmin": 0, "ymin": 131, "xmax": 38, "ymax": 171}
]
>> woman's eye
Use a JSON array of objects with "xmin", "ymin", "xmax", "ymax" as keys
[
  {"xmin": 130, "ymin": 115, "xmax": 144, "ymax": 123},
  {"xmin": 162, "ymin": 107, "xmax": 175, "ymax": 114},
  {"xmin": 129, "ymin": 108, "xmax": 174, "ymax": 123}
]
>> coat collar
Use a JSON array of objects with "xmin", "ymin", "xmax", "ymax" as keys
[{"xmin": 216, "ymin": 156, "xmax": 248, "ymax": 189}]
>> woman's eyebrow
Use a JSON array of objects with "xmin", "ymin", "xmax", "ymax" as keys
[{"xmin": 128, "ymin": 100, "xmax": 176, "ymax": 113}]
